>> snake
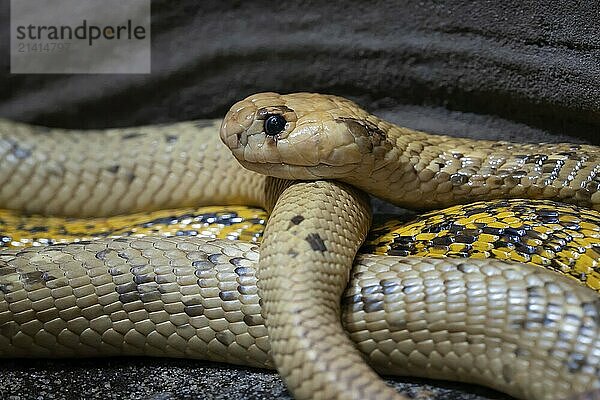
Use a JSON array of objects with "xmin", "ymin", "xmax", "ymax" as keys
[
  {"xmin": 1, "ymin": 92, "xmax": 600, "ymax": 400},
  {"xmin": 5, "ymin": 198, "xmax": 600, "ymax": 294}
]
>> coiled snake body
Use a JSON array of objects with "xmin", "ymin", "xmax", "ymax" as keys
[{"xmin": 1, "ymin": 93, "xmax": 600, "ymax": 400}]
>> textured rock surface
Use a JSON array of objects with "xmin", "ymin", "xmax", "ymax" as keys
[
  {"xmin": 0, "ymin": 0, "xmax": 597, "ymax": 399},
  {"xmin": 0, "ymin": 359, "xmax": 507, "ymax": 400}
]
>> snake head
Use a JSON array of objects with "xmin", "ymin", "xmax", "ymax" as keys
[{"xmin": 220, "ymin": 92, "xmax": 390, "ymax": 179}]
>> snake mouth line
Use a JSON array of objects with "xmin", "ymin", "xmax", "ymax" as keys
[{"xmin": 241, "ymin": 160, "xmax": 359, "ymax": 179}]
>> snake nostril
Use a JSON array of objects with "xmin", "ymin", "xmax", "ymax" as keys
[{"xmin": 264, "ymin": 114, "xmax": 287, "ymax": 137}]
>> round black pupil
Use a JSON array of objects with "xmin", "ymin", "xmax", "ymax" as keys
[{"xmin": 264, "ymin": 114, "xmax": 286, "ymax": 136}]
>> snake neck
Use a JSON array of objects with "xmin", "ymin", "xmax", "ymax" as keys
[
  {"xmin": 257, "ymin": 180, "xmax": 407, "ymax": 400},
  {"xmin": 347, "ymin": 125, "xmax": 600, "ymax": 210}
]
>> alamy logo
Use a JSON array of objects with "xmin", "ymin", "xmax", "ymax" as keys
[{"xmin": 11, "ymin": 0, "xmax": 151, "ymax": 74}]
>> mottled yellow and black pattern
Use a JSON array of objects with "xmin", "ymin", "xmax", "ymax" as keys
[
  {"xmin": 364, "ymin": 199, "xmax": 600, "ymax": 291},
  {"xmin": 0, "ymin": 206, "xmax": 266, "ymax": 247},
  {"xmin": 2, "ymin": 199, "xmax": 599, "ymax": 291}
]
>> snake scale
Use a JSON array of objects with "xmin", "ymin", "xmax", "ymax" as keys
[{"xmin": 1, "ymin": 92, "xmax": 600, "ymax": 400}]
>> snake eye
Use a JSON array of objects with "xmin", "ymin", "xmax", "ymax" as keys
[{"xmin": 264, "ymin": 114, "xmax": 287, "ymax": 137}]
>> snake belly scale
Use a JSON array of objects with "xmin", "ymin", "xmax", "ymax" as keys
[{"xmin": 1, "ymin": 92, "xmax": 600, "ymax": 400}]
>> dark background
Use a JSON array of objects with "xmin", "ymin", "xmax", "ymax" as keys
[
  {"xmin": 0, "ymin": 1, "xmax": 598, "ymax": 399},
  {"xmin": 2, "ymin": 1, "xmax": 599, "ymax": 143}
]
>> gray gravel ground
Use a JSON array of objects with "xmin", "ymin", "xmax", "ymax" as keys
[{"xmin": 0, "ymin": 358, "xmax": 508, "ymax": 400}]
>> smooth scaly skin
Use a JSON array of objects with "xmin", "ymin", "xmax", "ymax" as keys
[
  {"xmin": 258, "ymin": 180, "xmax": 404, "ymax": 399},
  {"xmin": 1, "ymin": 236, "xmax": 599, "ymax": 400},
  {"xmin": 0, "ymin": 94, "xmax": 599, "ymax": 400},
  {"xmin": 0, "ymin": 119, "xmax": 265, "ymax": 217},
  {"xmin": 221, "ymin": 92, "xmax": 600, "ymax": 211},
  {"xmin": 2, "ymin": 199, "xmax": 600, "ymax": 293}
]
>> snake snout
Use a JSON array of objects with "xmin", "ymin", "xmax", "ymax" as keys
[
  {"xmin": 220, "ymin": 98, "xmax": 255, "ymax": 154},
  {"xmin": 220, "ymin": 93, "xmax": 299, "ymax": 163}
]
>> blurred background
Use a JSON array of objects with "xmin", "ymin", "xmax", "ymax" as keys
[{"xmin": 1, "ymin": 1, "xmax": 598, "ymax": 399}]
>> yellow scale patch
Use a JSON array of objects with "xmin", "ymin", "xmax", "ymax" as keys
[
  {"xmin": 0, "ymin": 206, "xmax": 267, "ymax": 247},
  {"xmin": 2, "ymin": 199, "xmax": 599, "ymax": 292},
  {"xmin": 364, "ymin": 199, "xmax": 600, "ymax": 292}
]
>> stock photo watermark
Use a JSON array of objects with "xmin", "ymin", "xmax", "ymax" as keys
[{"xmin": 10, "ymin": 0, "xmax": 150, "ymax": 73}]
